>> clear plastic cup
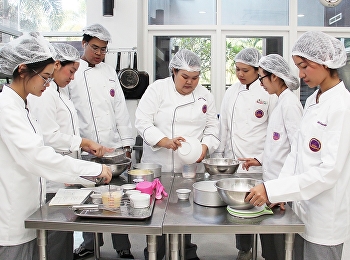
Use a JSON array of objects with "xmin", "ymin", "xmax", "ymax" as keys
[
  {"xmin": 182, "ymin": 163, "xmax": 197, "ymax": 178},
  {"xmin": 100, "ymin": 185, "xmax": 123, "ymax": 209}
]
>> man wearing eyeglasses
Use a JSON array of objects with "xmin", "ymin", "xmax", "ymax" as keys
[{"xmin": 64, "ymin": 23, "xmax": 135, "ymax": 260}]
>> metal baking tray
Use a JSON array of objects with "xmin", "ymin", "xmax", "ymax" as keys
[{"xmin": 72, "ymin": 194, "xmax": 155, "ymax": 220}]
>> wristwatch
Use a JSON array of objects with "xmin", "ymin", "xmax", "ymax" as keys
[{"xmin": 123, "ymin": 146, "xmax": 132, "ymax": 153}]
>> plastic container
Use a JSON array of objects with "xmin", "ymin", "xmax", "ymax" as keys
[
  {"xmin": 136, "ymin": 181, "xmax": 154, "ymax": 195},
  {"xmin": 176, "ymin": 189, "xmax": 191, "ymax": 200},
  {"xmin": 125, "ymin": 189, "xmax": 141, "ymax": 198},
  {"xmin": 182, "ymin": 163, "xmax": 197, "ymax": 178},
  {"xmin": 130, "ymin": 193, "xmax": 151, "ymax": 208},
  {"xmin": 100, "ymin": 185, "xmax": 123, "ymax": 209}
]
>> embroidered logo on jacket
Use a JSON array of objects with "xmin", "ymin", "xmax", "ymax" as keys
[
  {"xmin": 255, "ymin": 109, "xmax": 264, "ymax": 118},
  {"xmin": 273, "ymin": 132, "xmax": 280, "ymax": 140},
  {"xmin": 309, "ymin": 138, "xmax": 321, "ymax": 152},
  {"xmin": 202, "ymin": 104, "xmax": 207, "ymax": 113},
  {"xmin": 110, "ymin": 89, "xmax": 115, "ymax": 97}
]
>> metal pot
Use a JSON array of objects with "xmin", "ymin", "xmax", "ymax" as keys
[
  {"xmin": 90, "ymin": 157, "xmax": 131, "ymax": 177},
  {"xmin": 192, "ymin": 180, "xmax": 226, "ymax": 207},
  {"xmin": 128, "ymin": 169, "xmax": 154, "ymax": 183},
  {"xmin": 117, "ymin": 52, "xmax": 139, "ymax": 89},
  {"xmin": 133, "ymin": 163, "xmax": 161, "ymax": 178}
]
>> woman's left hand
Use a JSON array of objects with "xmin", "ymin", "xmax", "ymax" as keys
[{"xmin": 245, "ymin": 183, "xmax": 269, "ymax": 207}]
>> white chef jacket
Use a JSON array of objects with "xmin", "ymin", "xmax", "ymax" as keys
[
  {"xmin": 214, "ymin": 79, "xmax": 277, "ymax": 173},
  {"xmin": 262, "ymin": 89, "xmax": 302, "ymax": 181},
  {"xmin": 135, "ymin": 77, "xmax": 220, "ymax": 173},
  {"xmin": 28, "ymin": 81, "xmax": 82, "ymax": 192},
  {"xmin": 265, "ymin": 82, "xmax": 350, "ymax": 245},
  {"xmin": 0, "ymin": 86, "xmax": 101, "ymax": 246},
  {"xmin": 64, "ymin": 59, "xmax": 134, "ymax": 148}
]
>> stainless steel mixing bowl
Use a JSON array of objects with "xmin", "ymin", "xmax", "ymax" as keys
[
  {"xmin": 215, "ymin": 178, "xmax": 260, "ymax": 210},
  {"xmin": 90, "ymin": 157, "xmax": 131, "ymax": 177},
  {"xmin": 202, "ymin": 158, "xmax": 240, "ymax": 175}
]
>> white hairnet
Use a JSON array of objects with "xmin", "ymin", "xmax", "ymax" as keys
[
  {"xmin": 169, "ymin": 49, "xmax": 201, "ymax": 73},
  {"xmin": 292, "ymin": 31, "xmax": 346, "ymax": 69},
  {"xmin": 0, "ymin": 32, "xmax": 55, "ymax": 76},
  {"xmin": 83, "ymin": 23, "xmax": 111, "ymax": 42},
  {"xmin": 259, "ymin": 54, "xmax": 300, "ymax": 90},
  {"xmin": 52, "ymin": 43, "xmax": 80, "ymax": 62},
  {"xmin": 234, "ymin": 48, "xmax": 262, "ymax": 67}
]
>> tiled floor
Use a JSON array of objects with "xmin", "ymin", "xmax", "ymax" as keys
[
  {"xmin": 74, "ymin": 231, "xmax": 350, "ymax": 259},
  {"xmin": 74, "ymin": 232, "xmax": 264, "ymax": 259}
]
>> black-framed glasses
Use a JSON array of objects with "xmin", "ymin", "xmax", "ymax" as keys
[
  {"xmin": 32, "ymin": 69, "xmax": 54, "ymax": 86},
  {"xmin": 86, "ymin": 42, "xmax": 108, "ymax": 54},
  {"xmin": 258, "ymin": 73, "xmax": 271, "ymax": 83}
]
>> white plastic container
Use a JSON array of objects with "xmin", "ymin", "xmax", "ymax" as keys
[
  {"xmin": 182, "ymin": 163, "xmax": 197, "ymax": 178},
  {"xmin": 129, "ymin": 193, "xmax": 151, "ymax": 208},
  {"xmin": 176, "ymin": 188, "xmax": 191, "ymax": 200}
]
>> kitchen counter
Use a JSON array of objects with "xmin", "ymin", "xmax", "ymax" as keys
[
  {"xmin": 162, "ymin": 172, "xmax": 304, "ymax": 260},
  {"xmin": 25, "ymin": 172, "xmax": 174, "ymax": 260}
]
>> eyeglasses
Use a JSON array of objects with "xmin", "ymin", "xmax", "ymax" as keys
[
  {"xmin": 258, "ymin": 74, "xmax": 271, "ymax": 83},
  {"xmin": 86, "ymin": 42, "xmax": 108, "ymax": 54},
  {"xmin": 32, "ymin": 69, "xmax": 54, "ymax": 86}
]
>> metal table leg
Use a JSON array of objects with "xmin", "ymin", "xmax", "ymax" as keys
[
  {"xmin": 285, "ymin": 233, "xmax": 295, "ymax": 260},
  {"xmin": 180, "ymin": 234, "xmax": 185, "ymax": 260},
  {"xmin": 166, "ymin": 234, "xmax": 170, "ymax": 260},
  {"xmin": 37, "ymin": 229, "xmax": 47, "ymax": 260},
  {"xmin": 170, "ymin": 234, "xmax": 179, "ymax": 260},
  {"xmin": 252, "ymin": 234, "xmax": 258, "ymax": 260},
  {"xmin": 147, "ymin": 235, "xmax": 157, "ymax": 260},
  {"xmin": 94, "ymin": 232, "xmax": 101, "ymax": 260}
]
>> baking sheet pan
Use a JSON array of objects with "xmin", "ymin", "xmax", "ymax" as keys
[{"xmin": 73, "ymin": 193, "xmax": 155, "ymax": 220}]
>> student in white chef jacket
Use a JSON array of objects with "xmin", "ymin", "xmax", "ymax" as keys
[
  {"xmin": 213, "ymin": 48, "xmax": 277, "ymax": 260},
  {"xmin": 239, "ymin": 54, "xmax": 303, "ymax": 260},
  {"xmin": 27, "ymin": 43, "xmax": 113, "ymax": 260},
  {"xmin": 246, "ymin": 31, "xmax": 350, "ymax": 260},
  {"xmin": 64, "ymin": 24, "xmax": 135, "ymax": 259},
  {"xmin": 0, "ymin": 32, "xmax": 112, "ymax": 260},
  {"xmin": 135, "ymin": 49, "xmax": 220, "ymax": 260}
]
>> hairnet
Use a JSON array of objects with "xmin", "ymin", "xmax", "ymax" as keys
[
  {"xmin": 259, "ymin": 54, "xmax": 300, "ymax": 90},
  {"xmin": 169, "ymin": 49, "xmax": 201, "ymax": 73},
  {"xmin": 0, "ymin": 32, "xmax": 55, "ymax": 76},
  {"xmin": 82, "ymin": 24, "xmax": 111, "ymax": 42},
  {"xmin": 52, "ymin": 43, "xmax": 80, "ymax": 62},
  {"xmin": 234, "ymin": 48, "xmax": 262, "ymax": 67},
  {"xmin": 291, "ymin": 31, "xmax": 346, "ymax": 69}
]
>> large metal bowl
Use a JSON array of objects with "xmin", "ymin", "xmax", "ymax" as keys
[
  {"xmin": 215, "ymin": 178, "xmax": 260, "ymax": 210},
  {"xmin": 202, "ymin": 158, "xmax": 240, "ymax": 175},
  {"xmin": 90, "ymin": 157, "xmax": 131, "ymax": 177}
]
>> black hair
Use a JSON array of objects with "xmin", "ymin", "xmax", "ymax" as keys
[
  {"xmin": 59, "ymin": 60, "xmax": 76, "ymax": 67},
  {"xmin": 82, "ymin": 34, "xmax": 94, "ymax": 43},
  {"xmin": 13, "ymin": 58, "xmax": 55, "ymax": 80}
]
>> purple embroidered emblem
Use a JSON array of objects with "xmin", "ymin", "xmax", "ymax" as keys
[
  {"xmin": 273, "ymin": 132, "xmax": 280, "ymax": 140},
  {"xmin": 202, "ymin": 104, "xmax": 207, "ymax": 113},
  {"xmin": 255, "ymin": 109, "xmax": 264, "ymax": 118},
  {"xmin": 309, "ymin": 138, "xmax": 321, "ymax": 152},
  {"xmin": 110, "ymin": 89, "xmax": 115, "ymax": 97}
]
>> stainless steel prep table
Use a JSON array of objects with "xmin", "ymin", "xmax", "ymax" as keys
[
  {"xmin": 162, "ymin": 172, "xmax": 304, "ymax": 260},
  {"xmin": 25, "ymin": 173, "xmax": 174, "ymax": 260}
]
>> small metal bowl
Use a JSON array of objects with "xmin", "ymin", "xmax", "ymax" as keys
[
  {"xmin": 202, "ymin": 158, "xmax": 240, "ymax": 175},
  {"xmin": 215, "ymin": 178, "xmax": 260, "ymax": 210}
]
